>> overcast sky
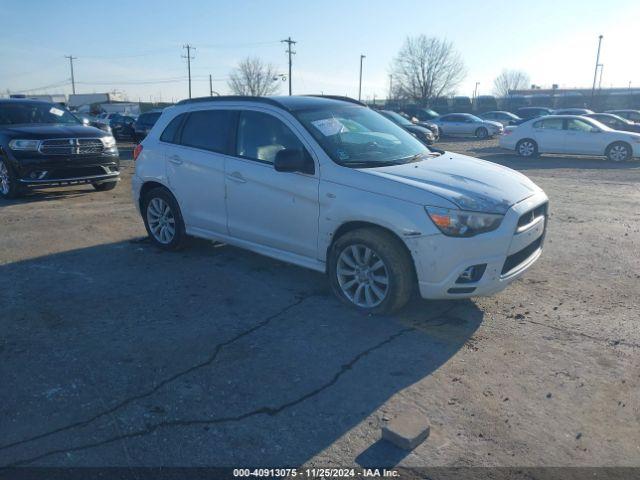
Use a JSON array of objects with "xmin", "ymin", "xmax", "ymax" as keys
[{"xmin": 1, "ymin": 0, "xmax": 638, "ymax": 102}]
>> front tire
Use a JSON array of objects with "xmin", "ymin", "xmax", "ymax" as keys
[
  {"xmin": 475, "ymin": 127, "xmax": 489, "ymax": 139},
  {"xmin": 0, "ymin": 158, "xmax": 23, "ymax": 199},
  {"xmin": 328, "ymin": 228, "xmax": 414, "ymax": 315},
  {"xmin": 142, "ymin": 187, "xmax": 187, "ymax": 250},
  {"xmin": 606, "ymin": 142, "xmax": 632, "ymax": 162},
  {"xmin": 516, "ymin": 139, "xmax": 538, "ymax": 158}
]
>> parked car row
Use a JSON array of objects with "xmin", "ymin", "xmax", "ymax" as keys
[{"xmin": 70, "ymin": 110, "xmax": 165, "ymax": 143}]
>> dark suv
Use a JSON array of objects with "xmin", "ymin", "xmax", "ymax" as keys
[
  {"xmin": 133, "ymin": 110, "xmax": 163, "ymax": 142},
  {"xmin": 0, "ymin": 99, "xmax": 120, "ymax": 198}
]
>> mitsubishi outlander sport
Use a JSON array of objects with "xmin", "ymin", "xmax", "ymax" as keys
[{"xmin": 132, "ymin": 96, "xmax": 548, "ymax": 314}]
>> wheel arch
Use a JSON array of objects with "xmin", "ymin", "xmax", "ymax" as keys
[
  {"xmin": 139, "ymin": 180, "xmax": 173, "ymax": 212},
  {"xmin": 327, "ymin": 221, "xmax": 417, "ymax": 277}
]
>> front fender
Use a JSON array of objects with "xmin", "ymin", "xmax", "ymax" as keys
[{"xmin": 317, "ymin": 182, "xmax": 441, "ymax": 262}]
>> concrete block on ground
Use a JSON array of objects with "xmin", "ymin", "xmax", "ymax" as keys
[{"xmin": 381, "ymin": 411, "xmax": 430, "ymax": 450}]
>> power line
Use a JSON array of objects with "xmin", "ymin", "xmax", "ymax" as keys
[
  {"xmin": 281, "ymin": 37, "xmax": 296, "ymax": 96},
  {"xmin": 8, "ymin": 79, "xmax": 71, "ymax": 94},
  {"xmin": 182, "ymin": 44, "xmax": 195, "ymax": 99},
  {"xmin": 65, "ymin": 55, "xmax": 77, "ymax": 94}
]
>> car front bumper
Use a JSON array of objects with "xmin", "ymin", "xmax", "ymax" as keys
[
  {"xmin": 407, "ymin": 190, "xmax": 549, "ymax": 299},
  {"xmin": 10, "ymin": 152, "xmax": 120, "ymax": 187}
]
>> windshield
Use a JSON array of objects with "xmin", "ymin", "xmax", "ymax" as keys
[
  {"xmin": 465, "ymin": 114, "xmax": 483, "ymax": 122},
  {"xmin": 296, "ymin": 105, "xmax": 431, "ymax": 167},
  {"xmin": 381, "ymin": 111, "xmax": 412, "ymax": 126},
  {"xmin": 0, "ymin": 102, "xmax": 80, "ymax": 126}
]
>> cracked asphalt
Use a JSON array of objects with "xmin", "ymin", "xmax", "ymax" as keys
[{"xmin": 0, "ymin": 139, "xmax": 638, "ymax": 468}]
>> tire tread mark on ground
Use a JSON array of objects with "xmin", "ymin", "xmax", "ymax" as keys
[
  {"xmin": 4, "ymin": 327, "xmax": 413, "ymax": 467},
  {"xmin": 0, "ymin": 295, "xmax": 311, "ymax": 452}
]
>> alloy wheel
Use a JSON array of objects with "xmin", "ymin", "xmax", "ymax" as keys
[
  {"xmin": 0, "ymin": 160, "xmax": 10, "ymax": 195},
  {"xmin": 336, "ymin": 244, "xmax": 389, "ymax": 308},
  {"xmin": 519, "ymin": 141, "xmax": 535, "ymax": 157},
  {"xmin": 609, "ymin": 145, "xmax": 629, "ymax": 162},
  {"xmin": 146, "ymin": 197, "xmax": 176, "ymax": 244}
]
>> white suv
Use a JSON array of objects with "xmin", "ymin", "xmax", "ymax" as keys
[{"xmin": 132, "ymin": 96, "xmax": 548, "ymax": 314}]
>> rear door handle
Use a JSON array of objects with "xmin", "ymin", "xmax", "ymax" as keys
[
  {"xmin": 168, "ymin": 154, "xmax": 183, "ymax": 165},
  {"xmin": 227, "ymin": 171, "xmax": 247, "ymax": 183}
]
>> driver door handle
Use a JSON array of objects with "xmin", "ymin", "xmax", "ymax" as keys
[{"xmin": 227, "ymin": 171, "xmax": 247, "ymax": 183}]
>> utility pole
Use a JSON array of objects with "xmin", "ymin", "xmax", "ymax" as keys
[
  {"xmin": 598, "ymin": 64, "xmax": 604, "ymax": 90},
  {"xmin": 209, "ymin": 74, "xmax": 213, "ymax": 96},
  {"xmin": 182, "ymin": 44, "xmax": 195, "ymax": 99},
  {"xmin": 590, "ymin": 35, "xmax": 603, "ymax": 107},
  {"xmin": 388, "ymin": 74, "xmax": 393, "ymax": 100},
  {"xmin": 281, "ymin": 37, "xmax": 296, "ymax": 95},
  {"xmin": 65, "ymin": 55, "xmax": 77, "ymax": 94},
  {"xmin": 473, "ymin": 81, "xmax": 480, "ymax": 104},
  {"xmin": 358, "ymin": 54, "xmax": 366, "ymax": 102}
]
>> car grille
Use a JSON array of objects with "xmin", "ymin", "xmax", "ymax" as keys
[
  {"xmin": 39, "ymin": 138, "xmax": 105, "ymax": 155},
  {"xmin": 501, "ymin": 236, "xmax": 543, "ymax": 275},
  {"xmin": 517, "ymin": 202, "xmax": 548, "ymax": 229}
]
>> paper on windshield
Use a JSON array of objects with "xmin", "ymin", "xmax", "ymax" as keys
[
  {"xmin": 49, "ymin": 107, "xmax": 64, "ymax": 117},
  {"xmin": 311, "ymin": 118, "xmax": 346, "ymax": 137}
]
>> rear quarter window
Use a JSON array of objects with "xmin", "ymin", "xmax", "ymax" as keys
[{"xmin": 160, "ymin": 114, "xmax": 185, "ymax": 143}]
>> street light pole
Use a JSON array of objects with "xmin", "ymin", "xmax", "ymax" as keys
[
  {"xmin": 358, "ymin": 54, "xmax": 366, "ymax": 102},
  {"xmin": 473, "ymin": 82, "xmax": 480, "ymax": 105},
  {"xmin": 590, "ymin": 35, "xmax": 603, "ymax": 107}
]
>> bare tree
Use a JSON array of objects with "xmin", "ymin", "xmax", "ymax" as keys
[
  {"xmin": 391, "ymin": 36, "xmax": 466, "ymax": 105},
  {"xmin": 228, "ymin": 57, "xmax": 280, "ymax": 96},
  {"xmin": 493, "ymin": 70, "xmax": 530, "ymax": 97}
]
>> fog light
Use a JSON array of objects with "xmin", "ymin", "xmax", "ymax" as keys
[{"xmin": 455, "ymin": 264, "xmax": 487, "ymax": 284}]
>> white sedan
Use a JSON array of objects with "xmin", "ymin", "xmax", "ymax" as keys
[{"xmin": 500, "ymin": 115, "xmax": 640, "ymax": 162}]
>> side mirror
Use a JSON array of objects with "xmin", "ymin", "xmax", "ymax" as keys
[{"xmin": 274, "ymin": 148, "xmax": 314, "ymax": 174}]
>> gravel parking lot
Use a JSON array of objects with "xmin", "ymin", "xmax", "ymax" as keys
[{"xmin": 1, "ymin": 138, "xmax": 638, "ymax": 468}]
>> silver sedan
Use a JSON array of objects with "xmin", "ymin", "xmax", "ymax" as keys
[{"xmin": 431, "ymin": 113, "xmax": 504, "ymax": 139}]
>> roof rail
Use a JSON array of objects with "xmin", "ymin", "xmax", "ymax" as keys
[
  {"xmin": 176, "ymin": 95, "xmax": 289, "ymax": 110},
  {"xmin": 304, "ymin": 95, "xmax": 367, "ymax": 107}
]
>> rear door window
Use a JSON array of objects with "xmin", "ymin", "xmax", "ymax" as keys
[
  {"xmin": 180, "ymin": 109, "xmax": 234, "ymax": 153},
  {"xmin": 534, "ymin": 118, "xmax": 564, "ymax": 130}
]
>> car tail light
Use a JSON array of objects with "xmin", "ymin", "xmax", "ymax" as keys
[{"xmin": 133, "ymin": 143, "xmax": 143, "ymax": 161}]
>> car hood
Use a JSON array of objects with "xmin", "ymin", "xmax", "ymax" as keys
[
  {"xmin": 362, "ymin": 152, "xmax": 541, "ymax": 214},
  {"xmin": 0, "ymin": 124, "xmax": 108, "ymax": 138}
]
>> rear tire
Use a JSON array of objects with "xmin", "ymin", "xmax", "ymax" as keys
[
  {"xmin": 0, "ymin": 157, "xmax": 24, "ymax": 199},
  {"xmin": 516, "ymin": 139, "xmax": 538, "ymax": 157},
  {"xmin": 142, "ymin": 187, "xmax": 187, "ymax": 250},
  {"xmin": 93, "ymin": 181, "xmax": 118, "ymax": 192},
  {"xmin": 606, "ymin": 142, "xmax": 632, "ymax": 162},
  {"xmin": 328, "ymin": 228, "xmax": 414, "ymax": 315}
]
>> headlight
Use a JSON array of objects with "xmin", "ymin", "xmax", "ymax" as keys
[
  {"xmin": 9, "ymin": 139, "xmax": 40, "ymax": 151},
  {"xmin": 101, "ymin": 136, "xmax": 116, "ymax": 148},
  {"xmin": 425, "ymin": 206, "xmax": 504, "ymax": 237}
]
